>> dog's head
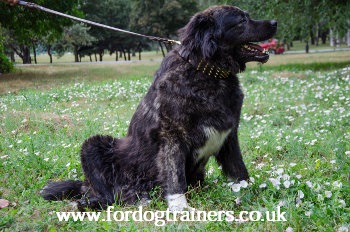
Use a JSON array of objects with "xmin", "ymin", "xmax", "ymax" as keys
[{"xmin": 179, "ymin": 6, "xmax": 277, "ymax": 70}]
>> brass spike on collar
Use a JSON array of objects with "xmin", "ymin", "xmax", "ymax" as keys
[{"xmin": 194, "ymin": 59, "xmax": 231, "ymax": 79}]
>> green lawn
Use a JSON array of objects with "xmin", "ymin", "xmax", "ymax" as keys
[{"xmin": 0, "ymin": 54, "xmax": 349, "ymax": 231}]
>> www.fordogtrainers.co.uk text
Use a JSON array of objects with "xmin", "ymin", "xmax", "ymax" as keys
[{"xmin": 56, "ymin": 206, "xmax": 287, "ymax": 226}]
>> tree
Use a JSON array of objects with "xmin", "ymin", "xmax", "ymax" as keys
[
  {"xmin": 130, "ymin": 0, "xmax": 199, "ymax": 54},
  {"xmin": 0, "ymin": 1, "xmax": 81, "ymax": 64},
  {"xmin": 225, "ymin": 0, "xmax": 350, "ymax": 52},
  {"xmin": 56, "ymin": 23, "xmax": 96, "ymax": 62},
  {"xmin": 80, "ymin": 0, "xmax": 135, "ymax": 61},
  {"xmin": 0, "ymin": 32, "xmax": 13, "ymax": 74}
]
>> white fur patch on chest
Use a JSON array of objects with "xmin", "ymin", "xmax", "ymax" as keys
[{"xmin": 196, "ymin": 127, "xmax": 231, "ymax": 161}]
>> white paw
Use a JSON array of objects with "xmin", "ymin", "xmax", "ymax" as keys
[{"xmin": 166, "ymin": 194, "xmax": 194, "ymax": 212}]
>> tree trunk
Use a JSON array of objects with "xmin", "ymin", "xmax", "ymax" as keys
[
  {"xmin": 347, "ymin": 29, "xmax": 350, "ymax": 47},
  {"xmin": 47, "ymin": 45, "xmax": 53, "ymax": 64},
  {"xmin": 74, "ymin": 45, "xmax": 79, "ymax": 62},
  {"xmin": 89, "ymin": 54, "xmax": 92, "ymax": 62},
  {"xmin": 94, "ymin": 53, "xmax": 97, "ymax": 62},
  {"xmin": 121, "ymin": 46, "xmax": 127, "ymax": 61},
  {"xmin": 335, "ymin": 32, "xmax": 340, "ymax": 47},
  {"xmin": 115, "ymin": 50, "xmax": 118, "ymax": 61},
  {"xmin": 310, "ymin": 28, "xmax": 315, "ymax": 45},
  {"xmin": 32, "ymin": 41, "xmax": 37, "ymax": 64},
  {"xmin": 10, "ymin": 51, "xmax": 15, "ymax": 62},
  {"xmin": 315, "ymin": 24, "xmax": 319, "ymax": 46},
  {"xmin": 137, "ymin": 42, "xmax": 142, "ymax": 60},
  {"xmin": 99, "ymin": 51, "xmax": 103, "ymax": 61},
  {"xmin": 330, "ymin": 28, "xmax": 335, "ymax": 47},
  {"xmin": 132, "ymin": 49, "xmax": 136, "ymax": 57},
  {"xmin": 21, "ymin": 45, "xmax": 31, "ymax": 64},
  {"xmin": 127, "ymin": 49, "xmax": 131, "ymax": 61}
]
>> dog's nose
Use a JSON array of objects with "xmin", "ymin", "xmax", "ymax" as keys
[{"xmin": 271, "ymin": 20, "xmax": 277, "ymax": 28}]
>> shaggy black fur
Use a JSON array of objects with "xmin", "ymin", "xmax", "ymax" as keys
[{"xmin": 41, "ymin": 5, "xmax": 277, "ymax": 211}]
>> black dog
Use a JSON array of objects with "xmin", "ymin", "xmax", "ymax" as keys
[{"xmin": 41, "ymin": 5, "xmax": 277, "ymax": 211}]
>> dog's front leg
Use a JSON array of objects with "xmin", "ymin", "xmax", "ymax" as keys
[
  {"xmin": 157, "ymin": 142, "xmax": 193, "ymax": 211},
  {"xmin": 216, "ymin": 130, "xmax": 249, "ymax": 182}
]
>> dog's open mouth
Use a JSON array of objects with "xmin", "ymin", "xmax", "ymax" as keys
[{"xmin": 240, "ymin": 43, "xmax": 269, "ymax": 63}]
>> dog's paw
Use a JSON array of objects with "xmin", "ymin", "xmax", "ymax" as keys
[{"xmin": 166, "ymin": 194, "xmax": 194, "ymax": 212}]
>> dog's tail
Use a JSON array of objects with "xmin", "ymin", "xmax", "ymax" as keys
[{"xmin": 40, "ymin": 180, "xmax": 84, "ymax": 201}]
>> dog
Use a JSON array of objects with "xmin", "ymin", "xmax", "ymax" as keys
[{"xmin": 41, "ymin": 5, "xmax": 277, "ymax": 211}]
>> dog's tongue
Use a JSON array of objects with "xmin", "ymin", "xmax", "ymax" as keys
[{"xmin": 248, "ymin": 43, "xmax": 263, "ymax": 52}]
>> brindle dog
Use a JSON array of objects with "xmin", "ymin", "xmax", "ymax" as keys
[{"xmin": 41, "ymin": 5, "xmax": 277, "ymax": 211}]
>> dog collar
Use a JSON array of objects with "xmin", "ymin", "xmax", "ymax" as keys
[
  {"xmin": 178, "ymin": 49, "xmax": 232, "ymax": 79},
  {"xmin": 192, "ymin": 59, "xmax": 231, "ymax": 79}
]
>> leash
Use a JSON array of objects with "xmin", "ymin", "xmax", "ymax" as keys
[{"xmin": 17, "ymin": 0, "xmax": 181, "ymax": 45}]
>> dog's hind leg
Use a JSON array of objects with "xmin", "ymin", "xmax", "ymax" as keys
[
  {"xmin": 79, "ymin": 135, "xmax": 118, "ymax": 209},
  {"xmin": 216, "ymin": 130, "xmax": 249, "ymax": 182}
]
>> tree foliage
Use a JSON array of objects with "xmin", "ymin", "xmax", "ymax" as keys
[
  {"xmin": 0, "ymin": 0, "xmax": 81, "ymax": 63},
  {"xmin": 130, "ymin": 0, "xmax": 199, "ymax": 38},
  {"xmin": 226, "ymin": 0, "xmax": 350, "ymax": 43},
  {"xmin": 0, "ymin": 0, "xmax": 349, "ymax": 64},
  {"xmin": 0, "ymin": 32, "xmax": 13, "ymax": 74},
  {"xmin": 60, "ymin": 23, "xmax": 96, "ymax": 62},
  {"xmin": 80, "ymin": 0, "xmax": 134, "ymax": 61}
]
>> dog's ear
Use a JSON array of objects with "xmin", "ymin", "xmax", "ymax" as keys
[{"xmin": 179, "ymin": 14, "xmax": 218, "ymax": 59}]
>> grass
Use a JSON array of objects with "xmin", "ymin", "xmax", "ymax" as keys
[{"xmin": 0, "ymin": 52, "xmax": 349, "ymax": 231}]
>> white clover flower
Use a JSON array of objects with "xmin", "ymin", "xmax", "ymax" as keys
[
  {"xmin": 345, "ymin": 151, "xmax": 350, "ymax": 157},
  {"xmin": 239, "ymin": 180, "xmax": 248, "ymax": 188},
  {"xmin": 259, "ymin": 183, "xmax": 267, "ymax": 188},
  {"xmin": 338, "ymin": 199, "xmax": 346, "ymax": 208},
  {"xmin": 235, "ymin": 197, "xmax": 241, "ymax": 205},
  {"xmin": 289, "ymin": 163, "xmax": 297, "ymax": 167},
  {"xmin": 306, "ymin": 181, "xmax": 313, "ymax": 188},
  {"xmin": 276, "ymin": 146, "xmax": 282, "ymax": 151},
  {"xmin": 283, "ymin": 180, "xmax": 291, "ymax": 189},
  {"xmin": 297, "ymin": 190, "xmax": 304, "ymax": 199},
  {"xmin": 231, "ymin": 183, "xmax": 241, "ymax": 192},
  {"xmin": 276, "ymin": 168, "xmax": 284, "ymax": 175},
  {"xmin": 330, "ymin": 160, "xmax": 336, "ymax": 164},
  {"xmin": 66, "ymin": 162, "xmax": 71, "ymax": 167},
  {"xmin": 295, "ymin": 174, "xmax": 302, "ymax": 179},
  {"xmin": 282, "ymin": 174, "xmax": 290, "ymax": 181},
  {"xmin": 337, "ymin": 225, "xmax": 349, "ymax": 232},
  {"xmin": 286, "ymin": 226, "xmax": 293, "ymax": 232},
  {"xmin": 332, "ymin": 181, "xmax": 342, "ymax": 188},
  {"xmin": 269, "ymin": 178, "xmax": 281, "ymax": 189},
  {"xmin": 305, "ymin": 211, "xmax": 312, "ymax": 217},
  {"xmin": 325, "ymin": 190, "xmax": 332, "ymax": 198},
  {"xmin": 296, "ymin": 197, "xmax": 302, "ymax": 207},
  {"xmin": 249, "ymin": 177, "xmax": 255, "ymax": 183}
]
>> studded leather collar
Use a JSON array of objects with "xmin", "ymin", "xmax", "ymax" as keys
[{"xmin": 178, "ymin": 48, "xmax": 232, "ymax": 79}]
